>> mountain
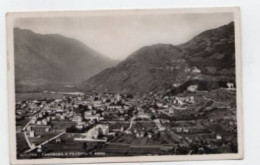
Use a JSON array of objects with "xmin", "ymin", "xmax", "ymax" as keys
[
  {"xmin": 14, "ymin": 28, "xmax": 118, "ymax": 92},
  {"xmin": 82, "ymin": 22, "xmax": 235, "ymax": 94},
  {"xmin": 181, "ymin": 22, "xmax": 235, "ymax": 76}
]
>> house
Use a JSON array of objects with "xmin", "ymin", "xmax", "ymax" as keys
[
  {"xmin": 192, "ymin": 67, "xmax": 201, "ymax": 73},
  {"xmin": 84, "ymin": 111, "xmax": 92, "ymax": 117},
  {"xmin": 55, "ymin": 138, "xmax": 61, "ymax": 144},
  {"xmin": 156, "ymin": 103, "xmax": 163, "ymax": 108},
  {"xmin": 168, "ymin": 108, "xmax": 174, "ymax": 114},
  {"xmin": 227, "ymin": 82, "xmax": 235, "ymax": 90},
  {"xmin": 176, "ymin": 127, "xmax": 182, "ymax": 133},
  {"xmin": 16, "ymin": 110, "xmax": 24, "ymax": 115},
  {"xmin": 72, "ymin": 115, "xmax": 82, "ymax": 123},
  {"xmin": 187, "ymin": 84, "xmax": 198, "ymax": 92},
  {"xmin": 29, "ymin": 131, "xmax": 35, "ymax": 138},
  {"xmin": 84, "ymin": 111, "xmax": 103, "ymax": 121},
  {"xmin": 31, "ymin": 119, "xmax": 37, "ymax": 124},
  {"xmin": 175, "ymin": 98, "xmax": 185, "ymax": 105},
  {"xmin": 172, "ymin": 83, "xmax": 181, "ymax": 87},
  {"xmin": 75, "ymin": 123, "xmax": 84, "ymax": 130},
  {"xmin": 107, "ymin": 103, "xmax": 123, "ymax": 110},
  {"xmin": 216, "ymin": 134, "xmax": 222, "ymax": 140},
  {"xmin": 140, "ymin": 131, "xmax": 145, "ymax": 138},
  {"xmin": 42, "ymin": 119, "xmax": 48, "ymax": 125},
  {"xmin": 37, "ymin": 147, "xmax": 42, "ymax": 153},
  {"xmin": 60, "ymin": 115, "xmax": 65, "ymax": 120},
  {"xmin": 45, "ymin": 127, "xmax": 50, "ymax": 132},
  {"xmin": 148, "ymin": 133, "xmax": 153, "ymax": 139},
  {"xmin": 115, "ymin": 93, "xmax": 123, "ymax": 102},
  {"xmin": 137, "ymin": 112, "xmax": 151, "ymax": 119},
  {"xmin": 183, "ymin": 128, "xmax": 189, "ymax": 133},
  {"xmin": 93, "ymin": 100, "xmax": 102, "ymax": 107},
  {"xmin": 188, "ymin": 96, "xmax": 195, "ymax": 103}
]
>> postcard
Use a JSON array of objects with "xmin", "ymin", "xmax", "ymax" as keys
[{"xmin": 6, "ymin": 7, "xmax": 243, "ymax": 164}]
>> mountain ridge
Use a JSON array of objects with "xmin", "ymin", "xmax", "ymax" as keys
[
  {"xmin": 81, "ymin": 22, "xmax": 235, "ymax": 94},
  {"xmin": 14, "ymin": 28, "xmax": 118, "ymax": 92}
]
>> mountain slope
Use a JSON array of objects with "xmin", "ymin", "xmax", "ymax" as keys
[
  {"xmin": 14, "ymin": 28, "xmax": 118, "ymax": 92},
  {"xmin": 181, "ymin": 22, "xmax": 235, "ymax": 76},
  {"xmin": 82, "ymin": 22, "xmax": 235, "ymax": 94},
  {"xmin": 83, "ymin": 44, "xmax": 188, "ymax": 93}
]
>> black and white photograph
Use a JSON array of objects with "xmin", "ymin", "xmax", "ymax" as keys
[{"xmin": 6, "ymin": 8, "xmax": 243, "ymax": 164}]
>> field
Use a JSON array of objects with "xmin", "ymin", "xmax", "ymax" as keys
[
  {"xmin": 16, "ymin": 92, "xmax": 64, "ymax": 101},
  {"xmin": 16, "ymin": 133, "xmax": 30, "ymax": 153}
]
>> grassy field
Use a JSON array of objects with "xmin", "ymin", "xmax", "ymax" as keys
[
  {"xmin": 16, "ymin": 118, "xmax": 30, "ymax": 127},
  {"xmin": 16, "ymin": 133, "xmax": 30, "ymax": 153}
]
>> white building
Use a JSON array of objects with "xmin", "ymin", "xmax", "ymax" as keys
[
  {"xmin": 192, "ymin": 67, "xmax": 201, "ymax": 73},
  {"xmin": 227, "ymin": 82, "xmax": 235, "ymax": 90},
  {"xmin": 72, "ymin": 115, "xmax": 82, "ymax": 123},
  {"xmin": 216, "ymin": 134, "xmax": 222, "ymax": 140},
  {"xmin": 42, "ymin": 119, "xmax": 48, "ymax": 125},
  {"xmin": 187, "ymin": 84, "xmax": 198, "ymax": 92},
  {"xmin": 29, "ymin": 131, "xmax": 35, "ymax": 138}
]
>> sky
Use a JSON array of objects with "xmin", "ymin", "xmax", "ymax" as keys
[{"xmin": 14, "ymin": 12, "xmax": 233, "ymax": 60}]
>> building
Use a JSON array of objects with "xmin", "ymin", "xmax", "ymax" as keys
[
  {"xmin": 84, "ymin": 111, "xmax": 92, "ymax": 118},
  {"xmin": 72, "ymin": 115, "xmax": 82, "ymax": 123},
  {"xmin": 42, "ymin": 119, "xmax": 48, "ymax": 125},
  {"xmin": 137, "ymin": 112, "xmax": 151, "ymax": 119},
  {"xmin": 148, "ymin": 133, "xmax": 153, "ymax": 138},
  {"xmin": 84, "ymin": 111, "xmax": 103, "ymax": 121},
  {"xmin": 187, "ymin": 84, "xmax": 198, "ymax": 92},
  {"xmin": 107, "ymin": 103, "xmax": 123, "ymax": 110},
  {"xmin": 36, "ymin": 121, "xmax": 42, "ymax": 125},
  {"xmin": 31, "ymin": 119, "xmax": 37, "ymax": 124},
  {"xmin": 60, "ymin": 115, "xmax": 65, "ymax": 120},
  {"xmin": 227, "ymin": 82, "xmax": 235, "ymax": 90},
  {"xmin": 192, "ymin": 67, "xmax": 201, "ymax": 73},
  {"xmin": 75, "ymin": 123, "xmax": 84, "ymax": 130},
  {"xmin": 29, "ymin": 131, "xmax": 35, "ymax": 138},
  {"xmin": 216, "ymin": 134, "xmax": 222, "ymax": 140},
  {"xmin": 26, "ymin": 125, "xmax": 32, "ymax": 131},
  {"xmin": 168, "ymin": 108, "xmax": 174, "ymax": 114},
  {"xmin": 115, "ymin": 93, "xmax": 122, "ymax": 102},
  {"xmin": 176, "ymin": 127, "xmax": 182, "ymax": 133}
]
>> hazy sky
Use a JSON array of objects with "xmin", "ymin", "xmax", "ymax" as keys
[{"xmin": 15, "ymin": 12, "xmax": 233, "ymax": 60}]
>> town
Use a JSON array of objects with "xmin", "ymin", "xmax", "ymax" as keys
[{"xmin": 15, "ymin": 84, "xmax": 238, "ymax": 159}]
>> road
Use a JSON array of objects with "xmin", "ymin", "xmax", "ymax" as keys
[
  {"xmin": 125, "ymin": 116, "xmax": 136, "ymax": 132},
  {"xmin": 22, "ymin": 106, "xmax": 46, "ymax": 131},
  {"xmin": 23, "ymin": 132, "xmax": 32, "ymax": 149},
  {"xmin": 22, "ymin": 106, "xmax": 47, "ymax": 150}
]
